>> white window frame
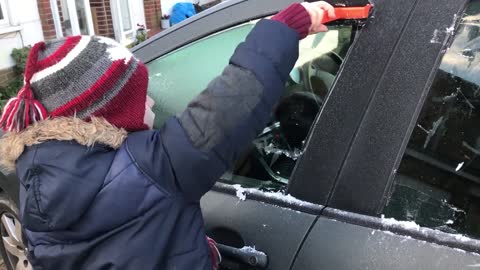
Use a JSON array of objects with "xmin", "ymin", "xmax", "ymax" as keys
[
  {"xmin": 51, "ymin": 0, "xmax": 95, "ymax": 38},
  {"xmin": 67, "ymin": 0, "xmax": 95, "ymax": 35},
  {"xmin": 50, "ymin": 0, "xmax": 64, "ymax": 38},
  {"xmin": 0, "ymin": 0, "xmax": 10, "ymax": 27},
  {"xmin": 111, "ymin": 0, "xmax": 136, "ymax": 44}
]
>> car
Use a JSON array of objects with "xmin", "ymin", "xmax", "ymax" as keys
[{"xmin": 2, "ymin": 0, "xmax": 480, "ymax": 269}]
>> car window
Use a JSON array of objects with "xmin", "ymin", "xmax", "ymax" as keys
[
  {"xmin": 383, "ymin": 0, "xmax": 480, "ymax": 239},
  {"xmin": 147, "ymin": 21, "xmax": 355, "ymax": 190}
]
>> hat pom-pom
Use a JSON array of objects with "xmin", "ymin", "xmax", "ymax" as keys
[
  {"xmin": 0, "ymin": 87, "xmax": 48, "ymax": 132},
  {"xmin": 0, "ymin": 41, "xmax": 48, "ymax": 132}
]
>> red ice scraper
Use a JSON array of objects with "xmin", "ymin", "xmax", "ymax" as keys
[{"xmin": 321, "ymin": 4, "xmax": 373, "ymax": 24}]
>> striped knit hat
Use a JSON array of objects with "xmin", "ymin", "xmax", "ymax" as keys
[{"xmin": 0, "ymin": 35, "xmax": 149, "ymax": 132}]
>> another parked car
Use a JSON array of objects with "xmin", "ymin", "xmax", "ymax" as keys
[{"xmin": 2, "ymin": 0, "xmax": 480, "ymax": 269}]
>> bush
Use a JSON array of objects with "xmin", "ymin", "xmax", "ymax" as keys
[
  {"xmin": 0, "ymin": 47, "xmax": 30, "ymax": 111},
  {"xmin": 0, "ymin": 76, "xmax": 22, "ymax": 110},
  {"xmin": 11, "ymin": 46, "xmax": 31, "ymax": 74},
  {"xmin": 127, "ymin": 29, "xmax": 148, "ymax": 48}
]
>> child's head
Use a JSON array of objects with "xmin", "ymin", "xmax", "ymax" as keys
[{"xmin": 0, "ymin": 35, "xmax": 152, "ymax": 132}]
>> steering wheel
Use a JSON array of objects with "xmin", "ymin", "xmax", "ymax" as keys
[
  {"xmin": 248, "ymin": 92, "xmax": 322, "ymax": 184},
  {"xmin": 234, "ymin": 52, "xmax": 343, "ymax": 184},
  {"xmin": 302, "ymin": 51, "xmax": 343, "ymax": 100}
]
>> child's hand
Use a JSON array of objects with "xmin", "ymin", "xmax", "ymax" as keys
[{"xmin": 301, "ymin": 1, "xmax": 336, "ymax": 34}]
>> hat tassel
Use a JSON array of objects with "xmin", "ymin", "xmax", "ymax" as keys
[
  {"xmin": 0, "ymin": 42, "xmax": 48, "ymax": 132},
  {"xmin": 0, "ymin": 87, "xmax": 48, "ymax": 132}
]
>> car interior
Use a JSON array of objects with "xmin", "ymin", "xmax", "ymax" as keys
[
  {"xmin": 146, "ymin": 23, "xmax": 356, "ymax": 191},
  {"xmin": 384, "ymin": 2, "xmax": 480, "ymax": 239}
]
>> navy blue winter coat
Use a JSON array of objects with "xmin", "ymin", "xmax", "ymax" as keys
[{"xmin": 4, "ymin": 20, "xmax": 300, "ymax": 269}]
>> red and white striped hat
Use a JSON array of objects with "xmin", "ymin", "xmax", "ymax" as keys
[{"xmin": 0, "ymin": 35, "xmax": 149, "ymax": 132}]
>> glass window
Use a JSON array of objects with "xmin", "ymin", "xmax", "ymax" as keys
[
  {"xmin": 75, "ymin": 0, "xmax": 89, "ymax": 35},
  {"xmin": 147, "ymin": 21, "xmax": 355, "ymax": 190},
  {"xmin": 0, "ymin": 0, "xmax": 9, "ymax": 25},
  {"xmin": 384, "ymin": 0, "xmax": 480, "ymax": 239},
  {"xmin": 119, "ymin": 0, "xmax": 132, "ymax": 31},
  {"xmin": 59, "ymin": 0, "xmax": 73, "ymax": 36}
]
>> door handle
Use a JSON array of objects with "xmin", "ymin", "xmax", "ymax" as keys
[{"xmin": 217, "ymin": 243, "xmax": 268, "ymax": 269}]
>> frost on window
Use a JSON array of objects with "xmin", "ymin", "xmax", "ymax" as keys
[{"xmin": 384, "ymin": 0, "xmax": 480, "ymax": 239}]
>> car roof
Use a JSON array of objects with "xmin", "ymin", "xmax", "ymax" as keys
[{"xmin": 132, "ymin": 0, "xmax": 370, "ymax": 63}]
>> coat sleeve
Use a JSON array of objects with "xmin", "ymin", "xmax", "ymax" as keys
[{"xmin": 128, "ymin": 20, "xmax": 300, "ymax": 201}]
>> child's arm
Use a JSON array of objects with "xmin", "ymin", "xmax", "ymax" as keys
[{"xmin": 129, "ymin": 2, "xmax": 334, "ymax": 201}]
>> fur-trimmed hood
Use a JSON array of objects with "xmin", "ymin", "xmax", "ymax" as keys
[{"xmin": 0, "ymin": 117, "xmax": 127, "ymax": 172}]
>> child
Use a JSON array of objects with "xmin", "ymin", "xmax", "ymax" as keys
[{"xmin": 0, "ymin": 2, "xmax": 334, "ymax": 269}]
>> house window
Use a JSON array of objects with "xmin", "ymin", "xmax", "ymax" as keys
[
  {"xmin": 75, "ymin": 0, "xmax": 92, "ymax": 35},
  {"xmin": 0, "ymin": 0, "xmax": 10, "ymax": 26},
  {"xmin": 112, "ymin": 0, "xmax": 135, "ymax": 44},
  {"xmin": 56, "ymin": 0, "xmax": 94, "ymax": 37},
  {"xmin": 119, "ymin": 0, "xmax": 132, "ymax": 31},
  {"xmin": 59, "ymin": 0, "xmax": 73, "ymax": 36}
]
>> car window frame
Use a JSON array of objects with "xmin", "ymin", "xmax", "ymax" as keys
[
  {"xmin": 316, "ymin": 0, "xmax": 480, "ymax": 253},
  {"xmin": 287, "ymin": 0, "xmax": 417, "ymax": 204},
  {"xmin": 132, "ymin": 0, "xmax": 370, "ymax": 64}
]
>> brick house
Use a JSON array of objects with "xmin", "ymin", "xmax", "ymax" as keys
[
  {"xmin": 0, "ymin": 0, "xmax": 162, "ymax": 86},
  {"xmin": 0, "ymin": 0, "xmax": 222, "ymax": 87},
  {"xmin": 37, "ymin": 0, "xmax": 162, "ymax": 43}
]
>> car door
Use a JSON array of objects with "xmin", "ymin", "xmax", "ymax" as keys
[
  {"xmin": 292, "ymin": 0, "xmax": 480, "ymax": 269},
  {"xmin": 137, "ymin": 2, "xmax": 369, "ymax": 269}
]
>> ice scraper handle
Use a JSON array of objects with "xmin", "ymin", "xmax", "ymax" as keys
[{"xmin": 321, "ymin": 4, "xmax": 373, "ymax": 24}]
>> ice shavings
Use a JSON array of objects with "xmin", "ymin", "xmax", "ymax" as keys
[
  {"xmin": 229, "ymin": 184, "xmax": 312, "ymax": 207},
  {"xmin": 423, "ymin": 116, "xmax": 444, "ymax": 148},
  {"xmin": 446, "ymin": 14, "xmax": 458, "ymax": 34},
  {"xmin": 261, "ymin": 191, "xmax": 309, "ymax": 206},
  {"xmin": 430, "ymin": 14, "xmax": 459, "ymax": 44},
  {"xmin": 381, "ymin": 215, "xmax": 421, "ymax": 231},
  {"xmin": 240, "ymin": 246, "xmax": 267, "ymax": 256},
  {"xmin": 262, "ymin": 143, "xmax": 303, "ymax": 160},
  {"xmin": 456, "ymin": 162, "xmax": 465, "ymax": 171},
  {"xmin": 240, "ymin": 246, "xmax": 257, "ymax": 252},
  {"xmin": 232, "ymin": 184, "xmax": 246, "ymax": 201},
  {"xmin": 443, "ymin": 91, "xmax": 458, "ymax": 102},
  {"xmin": 442, "ymin": 199, "xmax": 467, "ymax": 214},
  {"xmin": 454, "ymin": 234, "xmax": 472, "ymax": 242},
  {"xmin": 431, "ymin": 29, "xmax": 442, "ymax": 44},
  {"xmin": 380, "ymin": 215, "xmax": 480, "ymax": 250}
]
